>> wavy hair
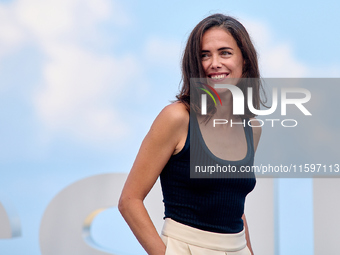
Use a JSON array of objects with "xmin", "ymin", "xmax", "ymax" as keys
[{"xmin": 176, "ymin": 13, "xmax": 266, "ymax": 118}]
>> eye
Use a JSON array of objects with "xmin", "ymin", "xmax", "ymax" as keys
[
  {"xmin": 201, "ymin": 52, "xmax": 210, "ymax": 60},
  {"xmin": 220, "ymin": 50, "xmax": 231, "ymax": 57}
]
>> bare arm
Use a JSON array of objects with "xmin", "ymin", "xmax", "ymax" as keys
[
  {"xmin": 243, "ymin": 118, "xmax": 262, "ymax": 255},
  {"xmin": 118, "ymin": 103, "xmax": 189, "ymax": 255},
  {"xmin": 242, "ymin": 214, "xmax": 254, "ymax": 255}
]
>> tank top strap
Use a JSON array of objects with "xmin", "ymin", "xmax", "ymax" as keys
[{"xmin": 244, "ymin": 118, "xmax": 254, "ymax": 156}]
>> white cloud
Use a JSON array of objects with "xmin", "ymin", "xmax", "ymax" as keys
[
  {"xmin": 10, "ymin": 0, "xmax": 130, "ymax": 46},
  {"xmin": 34, "ymin": 43, "xmax": 140, "ymax": 143},
  {"xmin": 14, "ymin": 0, "xmax": 75, "ymax": 40},
  {"xmin": 260, "ymin": 44, "xmax": 309, "ymax": 77},
  {"xmin": 0, "ymin": 5, "xmax": 25, "ymax": 58},
  {"xmin": 0, "ymin": 0, "xmax": 139, "ymax": 145},
  {"xmin": 241, "ymin": 18, "xmax": 309, "ymax": 77},
  {"xmin": 241, "ymin": 17, "xmax": 340, "ymax": 78},
  {"xmin": 144, "ymin": 37, "xmax": 182, "ymax": 68}
]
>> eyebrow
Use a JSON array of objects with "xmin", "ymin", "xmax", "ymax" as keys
[{"xmin": 201, "ymin": 47, "xmax": 233, "ymax": 52}]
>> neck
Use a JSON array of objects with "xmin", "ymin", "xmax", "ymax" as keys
[
  {"xmin": 197, "ymin": 90, "xmax": 242, "ymax": 129},
  {"xmin": 214, "ymin": 90, "xmax": 235, "ymax": 120}
]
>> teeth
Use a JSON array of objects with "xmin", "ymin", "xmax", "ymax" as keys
[{"xmin": 211, "ymin": 74, "xmax": 227, "ymax": 80}]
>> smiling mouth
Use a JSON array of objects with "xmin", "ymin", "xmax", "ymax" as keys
[{"xmin": 209, "ymin": 73, "xmax": 229, "ymax": 80}]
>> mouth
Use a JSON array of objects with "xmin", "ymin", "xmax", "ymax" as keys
[{"xmin": 208, "ymin": 73, "xmax": 229, "ymax": 81}]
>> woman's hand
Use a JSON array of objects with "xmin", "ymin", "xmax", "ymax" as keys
[{"xmin": 242, "ymin": 214, "xmax": 254, "ymax": 255}]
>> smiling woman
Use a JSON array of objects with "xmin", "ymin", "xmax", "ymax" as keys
[
  {"xmin": 201, "ymin": 27, "xmax": 244, "ymax": 81},
  {"xmin": 119, "ymin": 13, "xmax": 264, "ymax": 255}
]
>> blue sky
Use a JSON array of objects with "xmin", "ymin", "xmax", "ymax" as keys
[{"xmin": 0, "ymin": 0, "xmax": 339, "ymax": 254}]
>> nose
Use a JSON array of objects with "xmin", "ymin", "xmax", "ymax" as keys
[{"xmin": 211, "ymin": 55, "xmax": 222, "ymax": 69}]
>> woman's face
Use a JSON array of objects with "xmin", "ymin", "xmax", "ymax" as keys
[{"xmin": 201, "ymin": 27, "xmax": 244, "ymax": 83}]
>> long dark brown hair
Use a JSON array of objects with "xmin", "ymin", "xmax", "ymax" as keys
[{"xmin": 176, "ymin": 13, "xmax": 266, "ymax": 118}]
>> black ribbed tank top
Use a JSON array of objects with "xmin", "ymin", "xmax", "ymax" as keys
[{"xmin": 160, "ymin": 114, "xmax": 256, "ymax": 233}]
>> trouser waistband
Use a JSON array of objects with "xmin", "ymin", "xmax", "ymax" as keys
[{"xmin": 161, "ymin": 218, "xmax": 247, "ymax": 252}]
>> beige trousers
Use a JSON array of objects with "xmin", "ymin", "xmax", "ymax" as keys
[{"xmin": 161, "ymin": 218, "xmax": 251, "ymax": 255}]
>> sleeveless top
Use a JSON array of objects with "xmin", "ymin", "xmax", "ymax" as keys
[{"xmin": 159, "ymin": 114, "xmax": 256, "ymax": 233}]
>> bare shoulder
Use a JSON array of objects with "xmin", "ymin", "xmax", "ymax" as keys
[
  {"xmin": 154, "ymin": 101, "xmax": 189, "ymax": 132},
  {"xmin": 153, "ymin": 102, "xmax": 189, "ymax": 154},
  {"xmin": 122, "ymin": 102, "xmax": 188, "ymax": 196},
  {"xmin": 159, "ymin": 101, "xmax": 189, "ymax": 122},
  {"xmin": 249, "ymin": 117, "xmax": 262, "ymax": 152}
]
